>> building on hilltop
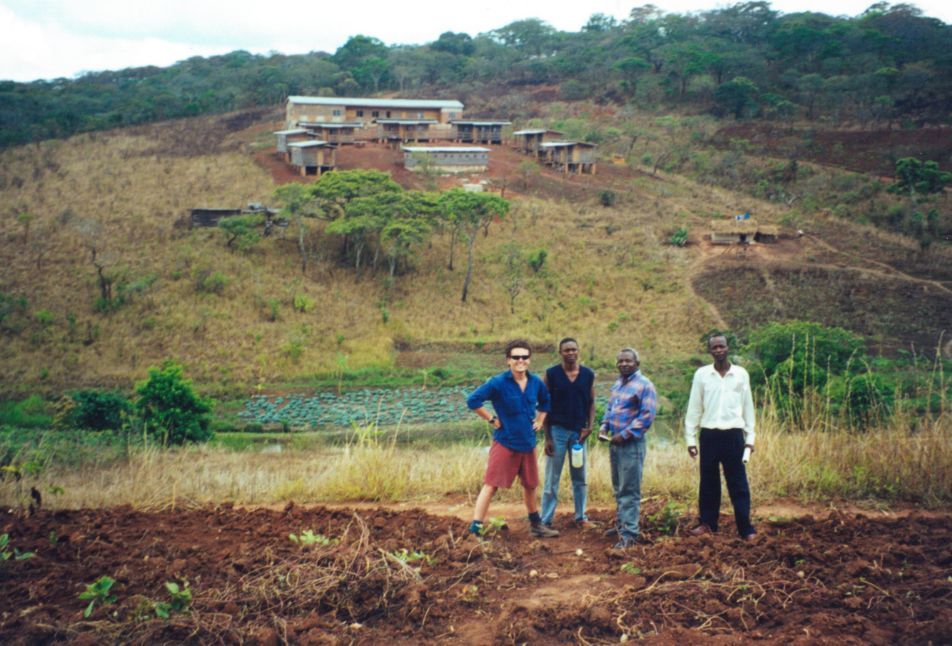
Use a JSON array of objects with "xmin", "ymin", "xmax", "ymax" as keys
[
  {"xmin": 287, "ymin": 140, "xmax": 337, "ymax": 176},
  {"xmin": 512, "ymin": 129, "xmax": 563, "ymax": 156},
  {"xmin": 402, "ymin": 146, "xmax": 490, "ymax": 173},
  {"xmin": 451, "ymin": 120, "xmax": 511, "ymax": 145},
  {"xmin": 539, "ymin": 141, "xmax": 597, "ymax": 175},
  {"xmin": 709, "ymin": 219, "xmax": 780, "ymax": 244},
  {"xmin": 377, "ymin": 119, "xmax": 439, "ymax": 144},
  {"xmin": 274, "ymin": 128, "xmax": 310, "ymax": 159},
  {"xmin": 286, "ymin": 96, "xmax": 463, "ymax": 139}
]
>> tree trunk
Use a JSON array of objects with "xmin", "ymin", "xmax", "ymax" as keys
[
  {"xmin": 448, "ymin": 226, "xmax": 459, "ymax": 271},
  {"xmin": 461, "ymin": 228, "xmax": 478, "ymax": 303},
  {"xmin": 297, "ymin": 218, "xmax": 307, "ymax": 275}
]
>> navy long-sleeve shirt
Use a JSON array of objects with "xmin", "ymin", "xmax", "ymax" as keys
[{"xmin": 467, "ymin": 370, "xmax": 550, "ymax": 452}]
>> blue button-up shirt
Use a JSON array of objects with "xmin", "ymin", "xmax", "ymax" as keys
[
  {"xmin": 600, "ymin": 370, "xmax": 657, "ymax": 441},
  {"xmin": 467, "ymin": 370, "xmax": 551, "ymax": 452}
]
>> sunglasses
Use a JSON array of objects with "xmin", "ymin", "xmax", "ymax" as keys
[{"xmin": 509, "ymin": 354, "xmax": 531, "ymax": 361}]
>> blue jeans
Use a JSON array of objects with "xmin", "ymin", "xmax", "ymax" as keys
[
  {"xmin": 610, "ymin": 437, "xmax": 647, "ymax": 541},
  {"xmin": 540, "ymin": 425, "xmax": 587, "ymax": 526}
]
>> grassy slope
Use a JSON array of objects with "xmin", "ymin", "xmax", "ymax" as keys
[{"xmin": 0, "ymin": 108, "xmax": 948, "ymax": 396}]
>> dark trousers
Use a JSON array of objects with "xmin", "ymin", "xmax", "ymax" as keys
[{"xmin": 698, "ymin": 428, "xmax": 754, "ymax": 537}]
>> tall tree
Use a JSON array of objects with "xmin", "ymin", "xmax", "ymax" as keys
[{"xmin": 437, "ymin": 190, "xmax": 509, "ymax": 303}]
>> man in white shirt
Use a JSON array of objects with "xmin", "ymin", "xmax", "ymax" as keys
[{"xmin": 684, "ymin": 335, "xmax": 757, "ymax": 540}]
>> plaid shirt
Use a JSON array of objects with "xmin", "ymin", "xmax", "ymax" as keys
[{"xmin": 600, "ymin": 370, "xmax": 657, "ymax": 441}]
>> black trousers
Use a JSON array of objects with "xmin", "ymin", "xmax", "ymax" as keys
[{"xmin": 698, "ymin": 428, "xmax": 754, "ymax": 536}]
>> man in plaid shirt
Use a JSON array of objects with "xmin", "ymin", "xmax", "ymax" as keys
[{"xmin": 598, "ymin": 347, "xmax": 657, "ymax": 549}]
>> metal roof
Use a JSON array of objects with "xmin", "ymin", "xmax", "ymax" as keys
[
  {"xmin": 377, "ymin": 119, "xmax": 438, "ymax": 125},
  {"xmin": 451, "ymin": 120, "xmax": 512, "ymax": 126},
  {"xmin": 402, "ymin": 147, "xmax": 490, "ymax": 153},
  {"xmin": 512, "ymin": 129, "xmax": 562, "ymax": 136},
  {"xmin": 299, "ymin": 122, "xmax": 361, "ymax": 129},
  {"xmin": 540, "ymin": 141, "xmax": 596, "ymax": 148},
  {"xmin": 288, "ymin": 96, "xmax": 463, "ymax": 109},
  {"xmin": 274, "ymin": 128, "xmax": 308, "ymax": 135},
  {"xmin": 288, "ymin": 140, "xmax": 330, "ymax": 148}
]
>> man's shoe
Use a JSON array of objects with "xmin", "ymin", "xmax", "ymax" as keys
[
  {"xmin": 575, "ymin": 518, "xmax": 601, "ymax": 530},
  {"xmin": 602, "ymin": 526, "xmax": 619, "ymax": 538},
  {"xmin": 742, "ymin": 531, "xmax": 758, "ymax": 542},
  {"xmin": 689, "ymin": 523, "xmax": 713, "ymax": 537},
  {"xmin": 611, "ymin": 537, "xmax": 637, "ymax": 550},
  {"xmin": 530, "ymin": 523, "xmax": 560, "ymax": 538}
]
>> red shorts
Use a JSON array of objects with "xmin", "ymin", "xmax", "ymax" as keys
[{"xmin": 484, "ymin": 441, "xmax": 539, "ymax": 489}]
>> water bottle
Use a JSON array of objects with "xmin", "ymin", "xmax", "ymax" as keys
[{"xmin": 570, "ymin": 442, "xmax": 584, "ymax": 468}]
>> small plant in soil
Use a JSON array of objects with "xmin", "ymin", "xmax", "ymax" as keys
[
  {"xmin": 0, "ymin": 533, "xmax": 34, "ymax": 561},
  {"xmin": 479, "ymin": 517, "xmax": 508, "ymax": 537},
  {"xmin": 154, "ymin": 580, "xmax": 191, "ymax": 619},
  {"xmin": 620, "ymin": 563, "xmax": 642, "ymax": 575},
  {"xmin": 649, "ymin": 502, "xmax": 683, "ymax": 536},
  {"xmin": 390, "ymin": 548, "xmax": 433, "ymax": 565},
  {"xmin": 78, "ymin": 575, "xmax": 116, "ymax": 618},
  {"xmin": 289, "ymin": 530, "xmax": 336, "ymax": 547}
]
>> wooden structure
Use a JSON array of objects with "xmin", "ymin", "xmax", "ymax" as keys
[
  {"xmin": 451, "ymin": 120, "xmax": 510, "ymax": 144},
  {"xmin": 377, "ymin": 119, "xmax": 438, "ymax": 144},
  {"xmin": 539, "ymin": 141, "xmax": 597, "ymax": 174},
  {"xmin": 274, "ymin": 129, "xmax": 310, "ymax": 158},
  {"xmin": 287, "ymin": 96, "xmax": 463, "ymax": 125},
  {"xmin": 300, "ymin": 122, "xmax": 359, "ymax": 146},
  {"xmin": 287, "ymin": 140, "xmax": 337, "ymax": 176},
  {"xmin": 511, "ymin": 129, "xmax": 563, "ymax": 156},
  {"xmin": 402, "ymin": 146, "xmax": 490, "ymax": 173},
  {"xmin": 710, "ymin": 219, "xmax": 779, "ymax": 244},
  {"xmin": 190, "ymin": 204, "xmax": 278, "ymax": 228}
]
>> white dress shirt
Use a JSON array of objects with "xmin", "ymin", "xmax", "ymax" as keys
[{"xmin": 684, "ymin": 363, "xmax": 756, "ymax": 447}]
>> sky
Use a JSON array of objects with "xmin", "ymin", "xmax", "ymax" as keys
[{"xmin": 1, "ymin": 0, "xmax": 949, "ymax": 83}]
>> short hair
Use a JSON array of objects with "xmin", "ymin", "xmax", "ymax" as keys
[
  {"xmin": 505, "ymin": 339, "xmax": 532, "ymax": 357},
  {"xmin": 708, "ymin": 334, "xmax": 728, "ymax": 348},
  {"xmin": 558, "ymin": 337, "xmax": 578, "ymax": 350},
  {"xmin": 618, "ymin": 347, "xmax": 639, "ymax": 362}
]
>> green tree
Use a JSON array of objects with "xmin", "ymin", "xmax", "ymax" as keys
[
  {"xmin": 715, "ymin": 76, "xmax": 760, "ymax": 119},
  {"xmin": 437, "ymin": 190, "xmax": 509, "ymax": 303},
  {"xmin": 135, "ymin": 361, "xmax": 213, "ymax": 446},
  {"xmin": 218, "ymin": 214, "xmax": 263, "ymax": 252},
  {"xmin": 889, "ymin": 158, "xmax": 952, "ymax": 196}
]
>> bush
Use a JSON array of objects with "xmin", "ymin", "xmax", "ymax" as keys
[
  {"xmin": 599, "ymin": 190, "xmax": 617, "ymax": 207},
  {"xmin": 0, "ymin": 395, "xmax": 51, "ymax": 428},
  {"xmin": 193, "ymin": 268, "xmax": 229, "ymax": 295},
  {"xmin": 135, "ymin": 361, "xmax": 213, "ymax": 445},
  {"xmin": 666, "ymin": 227, "xmax": 689, "ymax": 247},
  {"xmin": 67, "ymin": 390, "xmax": 132, "ymax": 431},
  {"xmin": 527, "ymin": 248, "xmax": 547, "ymax": 273}
]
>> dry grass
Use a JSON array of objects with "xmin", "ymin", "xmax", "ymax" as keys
[
  {"xmin": 4, "ymin": 414, "xmax": 946, "ymax": 511},
  {"xmin": 0, "ymin": 108, "xmax": 813, "ymax": 392}
]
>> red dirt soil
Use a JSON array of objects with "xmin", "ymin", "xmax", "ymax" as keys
[{"xmin": 1, "ymin": 502, "xmax": 949, "ymax": 644}]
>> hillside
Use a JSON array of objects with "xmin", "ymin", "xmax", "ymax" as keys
[{"xmin": 0, "ymin": 107, "xmax": 950, "ymax": 395}]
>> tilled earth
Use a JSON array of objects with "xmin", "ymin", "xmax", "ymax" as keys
[{"xmin": 1, "ymin": 502, "xmax": 949, "ymax": 644}]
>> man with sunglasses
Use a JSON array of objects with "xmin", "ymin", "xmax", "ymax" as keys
[{"xmin": 467, "ymin": 339, "xmax": 559, "ymax": 538}]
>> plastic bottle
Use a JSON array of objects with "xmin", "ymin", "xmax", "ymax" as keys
[{"xmin": 570, "ymin": 442, "xmax": 584, "ymax": 468}]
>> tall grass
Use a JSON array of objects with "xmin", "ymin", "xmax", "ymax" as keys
[{"xmin": 2, "ymin": 412, "xmax": 947, "ymax": 511}]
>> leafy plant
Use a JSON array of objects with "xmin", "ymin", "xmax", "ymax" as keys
[
  {"xmin": 479, "ymin": 517, "xmax": 509, "ymax": 537},
  {"xmin": 666, "ymin": 227, "xmax": 689, "ymax": 247},
  {"xmin": 620, "ymin": 562, "xmax": 642, "ymax": 575},
  {"xmin": 0, "ymin": 533, "xmax": 35, "ymax": 561},
  {"xmin": 598, "ymin": 190, "xmax": 617, "ymax": 207},
  {"xmin": 78, "ymin": 575, "xmax": 116, "ymax": 618},
  {"xmin": 154, "ymin": 580, "xmax": 191, "ymax": 618},
  {"xmin": 648, "ymin": 502, "xmax": 683, "ymax": 536},
  {"xmin": 289, "ymin": 530, "xmax": 336, "ymax": 547},
  {"xmin": 390, "ymin": 548, "xmax": 433, "ymax": 565},
  {"xmin": 64, "ymin": 390, "xmax": 132, "ymax": 431},
  {"xmin": 135, "ymin": 360, "xmax": 213, "ymax": 445}
]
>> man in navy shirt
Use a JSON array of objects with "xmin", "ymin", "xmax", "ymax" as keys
[
  {"xmin": 467, "ymin": 339, "xmax": 559, "ymax": 538},
  {"xmin": 540, "ymin": 337, "xmax": 596, "ymax": 528}
]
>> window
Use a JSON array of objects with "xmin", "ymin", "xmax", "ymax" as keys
[
  {"xmin": 372, "ymin": 110, "xmax": 379, "ymax": 118},
  {"xmin": 332, "ymin": 109, "xmax": 341, "ymax": 117},
  {"xmin": 356, "ymin": 110, "xmax": 364, "ymax": 117},
  {"xmin": 417, "ymin": 112, "xmax": 424, "ymax": 119},
  {"xmin": 386, "ymin": 111, "xmax": 391, "ymax": 118}
]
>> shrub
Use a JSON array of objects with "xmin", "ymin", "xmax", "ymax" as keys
[
  {"xmin": 527, "ymin": 248, "xmax": 548, "ymax": 273},
  {"xmin": 193, "ymin": 268, "xmax": 229, "ymax": 295},
  {"xmin": 135, "ymin": 361, "xmax": 213, "ymax": 445},
  {"xmin": 67, "ymin": 390, "xmax": 132, "ymax": 431},
  {"xmin": 666, "ymin": 227, "xmax": 689, "ymax": 247},
  {"xmin": 0, "ymin": 395, "xmax": 51, "ymax": 428},
  {"xmin": 598, "ymin": 190, "xmax": 617, "ymax": 207}
]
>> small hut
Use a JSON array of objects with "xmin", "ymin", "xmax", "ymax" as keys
[
  {"xmin": 300, "ymin": 122, "xmax": 359, "ymax": 146},
  {"xmin": 274, "ymin": 129, "xmax": 310, "ymax": 158},
  {"xmin": 403, "ymin": 147, "xmax": 490, "ymax": 173},
  {"xmin": 710, "ymin": 220, "xmax": 759, "ymax": 244},
  {"xmin": 451, "ymin": 120, "xmax": 511, "ymax": 144},
  {"xmin": 511, "ymin": 129, "xmax": 563, "ymax": 156},
  {"xmin": 539, "ymin": 141, "xmax": 597, "ymax": 174},
  {"xmin": 288, "ymin": 140, "xmax": 337, "ymax": 176},
  {"xmin": 377, "ymin": 119, "xmax": 438, "ymax": 144}
]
